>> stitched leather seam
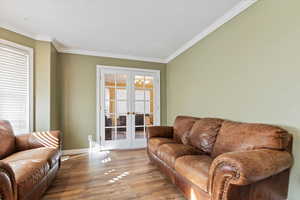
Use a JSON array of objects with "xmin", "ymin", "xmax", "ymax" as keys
[{"xmin": 213, "ymin": 162, "xmax": 240, "ymax": 200}]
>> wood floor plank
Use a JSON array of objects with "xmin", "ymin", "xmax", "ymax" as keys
[{"xmin": 42, "ymin": 149, "xmax": 185, "ymax": 200}]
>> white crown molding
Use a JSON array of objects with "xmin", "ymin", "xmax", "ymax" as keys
[
  {"xmin": 165, "ymin": 0, "xmax": 258, "ymax": 63},
  {"xmin": 0, "ymin": 22, "xmax": 53, "ymax": 42},
  {"xmin": 59, "ymin": 48, "xmax": 167, "ymax": 63}
]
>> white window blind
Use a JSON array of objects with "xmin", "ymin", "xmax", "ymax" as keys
[{"xmin": 0, "ymin": 40, "xmax": 33, "ymax": 135}]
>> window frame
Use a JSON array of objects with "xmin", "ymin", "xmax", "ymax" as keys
[{"xmin": 0, "ymin": 39, "xmax": 34, "ymax": 133}]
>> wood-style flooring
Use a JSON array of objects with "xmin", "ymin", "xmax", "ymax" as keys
[{"xmin": 42, "ymin": 149, "xmax": 185, "ymax": 200}]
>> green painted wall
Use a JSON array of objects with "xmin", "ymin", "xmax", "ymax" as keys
[
  {"xmin": 0, "ymin": 27, "xmax": 35, "ymax": 49},
  {"xmin": 57, "ymin": 53, "xmax": 167, "ymax": 150},
  {"xmin": 50, "ymin": 44, "xmax": 59, "ymax": 130},
  {"xmin": 35, "ymin": 41, "xmax": 51, "ymax": 131},
  {"xmin": 166, "ymin": 0, "xmax": 300, "ymax": 199}
]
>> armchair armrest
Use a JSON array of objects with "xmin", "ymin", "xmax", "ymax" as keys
[
  {"xmin": 146, "ymin": 126, "xmax": 173, "ymax": 139},
  {"xmin": 15, "ymin": 130, "xmax": 63, "ymax": 151},
  {"xmin": 208, "ymin": 149, "xmax": 293, "ymax": 199},
  {"xmin": 0, "ymin": 161, "xmax": 16, "ymax": 200}
]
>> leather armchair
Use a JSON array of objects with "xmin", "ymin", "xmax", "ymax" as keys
[{"xmin": 0, "ymin": 120, "xmax": 62, "ymax": 200}]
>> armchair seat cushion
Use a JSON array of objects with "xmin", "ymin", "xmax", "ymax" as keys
[
  {"xmin": 157, "ymin": 143, "xmax": 200, "ymax": 168},
  {"xmin": 148, "ymin": 138, "xmax": 177, "ymax": 155},
  {"xmin": 3, "ymin": 147, "xmax": 60, "ymax": 168},
  {"xmin": 175, "ymin": 155, "xmax": 212, "ymax": 192},
  {"xmin": 6, "ymin": 159, "xmax": 50, "ymax": 199}
]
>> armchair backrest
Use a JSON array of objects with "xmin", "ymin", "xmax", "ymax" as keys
[{"xmin": 0, "ymin": 120, "xmax": 15, "ymax": 159}]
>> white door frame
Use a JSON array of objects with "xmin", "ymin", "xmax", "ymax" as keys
[{"xmin": 96, "ymin": 65, "xmax": 161, "ymax": 150}]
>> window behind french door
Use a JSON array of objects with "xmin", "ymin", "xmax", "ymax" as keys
[{"xmin": 97, "ymin": 66, "xmax": 160, "ymax": 150}]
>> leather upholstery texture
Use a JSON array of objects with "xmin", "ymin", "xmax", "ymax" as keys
[
  {"xmin": 187, "ymin": 118, "xmax": 223, "ymax": 154},
  {"xmin": 0, "ymin": 120, "xmax": 62, "ymax": 200},
  {"xmin": 148, "ymin": 138, "xmax": 176, "ymax": 155},
  {"xmin": 173, "ymin": 116, "xmax": 200, "ymax": 143},
  {"xmin": 175, "ymin": 155, "xmax": 212, "ymax": 192},
  {"xmin": 212, "ymin": 120, "xmax": 291, "ymax": 158},
  {"xmin": 157, "ymin": 143, "xmax": 200, "ymax": 168},
  {"xmin": 0, "ymin": 121, "xmax": 16, "ymax": 159},
  {"xmin": 147, "ymin": 116, "xmax": 293, "ymax": 200}
]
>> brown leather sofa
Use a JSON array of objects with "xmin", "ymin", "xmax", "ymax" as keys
[
  {"xmin": 0, "ymin": 120, "xmax": 62, "ymax": 200},
  {"xmin": 147, "ymin": 116, "xmax": 293, "ymax": 200}
]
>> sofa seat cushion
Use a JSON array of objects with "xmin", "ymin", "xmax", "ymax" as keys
[
  {"xmin": 157, "ymin": 143, "xmax": 200, "ymax": 168},
  {"xmin": 175, "ymin": 155, "xmax": 212, "ymax": 192},
  {"xmin": 6, "ymin": 159, "xmax": 50, "ymax": 199},
  {"xmin": 3, "ymin": 147, "xmax": 60, "ymax": 168},
  {"xmin": 148, "ymin": 138, "xmax": 177, "ymax": 155}
]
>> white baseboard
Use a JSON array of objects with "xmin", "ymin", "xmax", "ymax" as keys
[{"xmin": 62, "ymin": 148, "xmax": 90, "ymax": 155}]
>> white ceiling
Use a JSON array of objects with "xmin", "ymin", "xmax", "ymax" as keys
[{"xmin": 0, "ymin": 0, "xmax": 256, "ymax": 63}]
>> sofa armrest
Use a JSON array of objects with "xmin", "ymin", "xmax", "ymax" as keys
[
  {"xmin": 15, "ymin": 130, "xmax": 63, "ymax": 151},
  {"xmin": 208, "ymin": 149, "xmax": 293, "ymax": 200},
  {"xmin": 0, "ymin": 161, "xmax": 16, "ymax": 200},
  {"xmin": 146, "ymin": 126, "xmax": 173, "ymax": 139}
]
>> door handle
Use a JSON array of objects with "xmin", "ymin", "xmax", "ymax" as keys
[{"xmin": 127, "ymin": 112, "xmax": 136, "ymax": 115}]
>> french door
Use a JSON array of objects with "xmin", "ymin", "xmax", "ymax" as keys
[{"xmin": 96, "ymin": 66, "xmax": 160, "ymax": 150}]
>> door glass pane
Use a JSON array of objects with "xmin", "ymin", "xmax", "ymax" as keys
[
  {"xmin": 117, "ymin": 101, "xmax": 127, "ymax": 114},
  {"xmin": 145, "ymin": 76, "xmax": 153, "ymax": 89},
  {"xmin": 145, "ymin": 114, "xmax": 154, "ymax": 126},
  {"xmin": 116, "ymin": 74, "xmax": 127, "ymax": 87},
  {"xmin": 135, "ymin": 90, "xmax": 144, "ymax": 101},
  {"xmin": 105, "ymin": 114, "xmax": 116, "ymax": 127},
  {"xmin": 135, "ymin": 126, "xmax": 145, "ymax": 139},
  {"xmin": 145, "ymin": 90, "xmax": 152, "ymax": 101},
  {"xmin": 135, "ymin": 114, "xmax": 144, "ymax": 126},
  {"xmin": 135, "ymin": 101, "xmax": 144, "ymax": 113},
  {"xmin": 105, "ymin": 73, "xmax": 115, "ymax": 87},
  {"xmin": 105, "ymin": 88, "xmax": 115, "ymax": 101},
  {"xmin": 145, "ymin": 101, "xmax": 151, "ymax": 114},
  {"xmin": 116, "ymin": 88, "xmax": 127, "ymax": 100},
  {"xmin": 105, "ymin": 128, "xmax": 115, "ymax": 140},
  {"xmin": 117, "ymin": 127, "xmax": 126, "ymax": 140},
  {"xmin": 105, "ymin": 101, "xmax": 115, "ymax": 114},
  {"xmin": 117, "ymin": 115, "xmax": 127, "ymax": 126},
  {"xmin": 135, "ymin": 75, "xmax": 144, "ymax": 89}
]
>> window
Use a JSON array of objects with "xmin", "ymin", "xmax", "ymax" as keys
[{"xmin": 0, "ymin": 39, "xmax": 33, "ymax": 134}]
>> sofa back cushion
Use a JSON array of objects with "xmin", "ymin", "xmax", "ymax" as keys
[
  {"xmin": 173, "ymin": 116, "xmax": 200, "ymax": 143},
  {"xmin": 212, "ymin": 120, "xmax": 290, "ymax": 158},
  {"xmin": 0, "ymin": 120, "xmax": 15, "ymax": 159},
  {"xmin": 188, "ymin": 118, "xmax": 223, "ymax": 154}
]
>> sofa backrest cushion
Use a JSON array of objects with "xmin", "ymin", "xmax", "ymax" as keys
[
  {"xmin": 187, "ymin": 118, "xmax": 223, "ymax": 154},
  {"xmin": 212, "ymin": 120, "xmax": 290, "ymax": 158},
  {"xmin": 0, "ymin": 120, "xmax": 16, "ymax": 159},
  {"xmin": 173, "ymin": 116, "xmax": 200, "ymax": 143}
]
